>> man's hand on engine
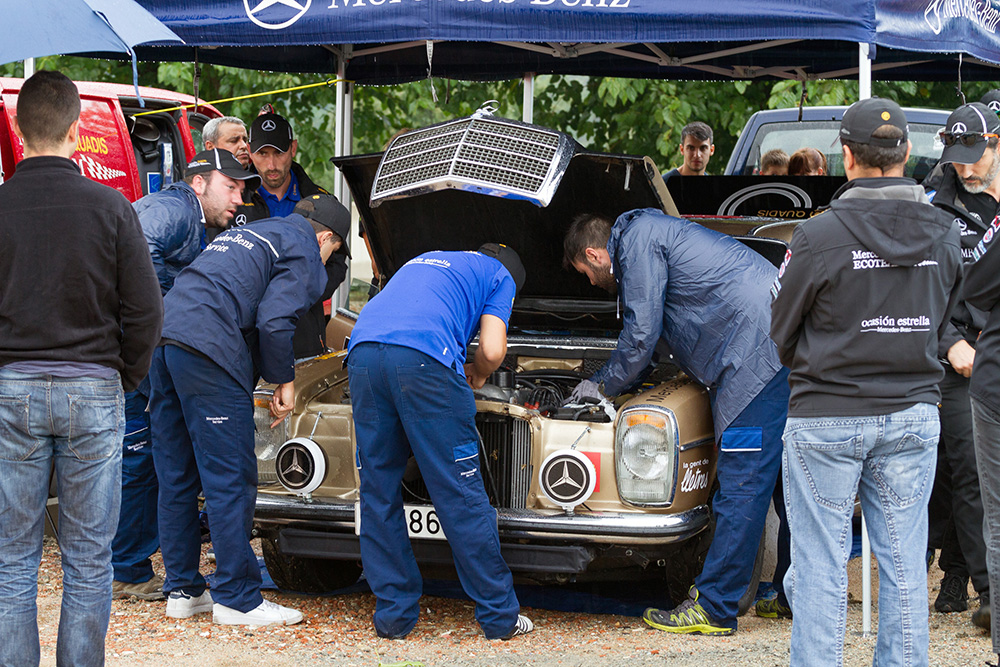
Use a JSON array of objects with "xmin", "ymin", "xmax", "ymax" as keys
[{"xmin": 564, "ymin": 378, "xmax": 603, "ymax": 405}]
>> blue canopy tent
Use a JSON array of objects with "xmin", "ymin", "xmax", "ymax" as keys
[{"xmin": 131, "ymin": 0, "xmax": 1000, "ymax": 82}]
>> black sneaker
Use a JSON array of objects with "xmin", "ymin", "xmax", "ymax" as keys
[
  {"xmin": 499, "ymin": 614, "xmax": 534, "ymax": 640},
  {"xmin": 973, "ymin": 591, "xmax": 991, "ymax": 630},
  {"xmin": 935, "ymin": 572, "xmax": 970, "ymax": 613},
  {"xmin": 642, "ymin": 587, "xmax": 735, "ymax": 636},
  {"xmin": 755, "ymin": 596, "xmax": 792, "ymax": 619}
]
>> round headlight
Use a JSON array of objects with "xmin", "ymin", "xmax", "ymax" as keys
[
  {"xmin": 615, "ymin": 407, "xmax": 678, "ymax": 507},
  {"xmin": 620, "ymin": 423, "xmax": 672, "ymax": 479},
  {"xmin": 274, "ymin": 437, "xmax": 327, "ymax": 496}
]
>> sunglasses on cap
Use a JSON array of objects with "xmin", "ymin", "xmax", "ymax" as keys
[{"xmin": 939, "ymin": 131, "xmax": 1000, "ymax": 147}]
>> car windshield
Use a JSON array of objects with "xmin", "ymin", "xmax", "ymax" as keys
[{"xmin": 745, "ymin": 120, "xmax": 944, "ymax": 180}]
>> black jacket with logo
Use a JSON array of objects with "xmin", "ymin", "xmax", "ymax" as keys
[
  {"xmin": 924, "ymin": 162, "xmax": 998, "ymax": 357},
  {"xmin": 770, "ymin": 177, "xmax": 963, "ymax": 417},
  {"xmin": 964, "ymin": 215, "xmax": 1000, "ymax": 414},
  {"xmin": 234, "ymin": 161, "xmax": 347, "ymax": 359}
]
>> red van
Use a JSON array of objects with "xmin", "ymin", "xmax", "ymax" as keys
[{"xmin": 0, "ymin": 78, "xmax": 222, "ymax": 202}]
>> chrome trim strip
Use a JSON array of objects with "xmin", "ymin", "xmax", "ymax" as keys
[
  {"xmin": 255, "ymin": 494, "xmax": 709, "ymax": 545},
  {"xmin": 679, "ymin": 436, "xmax": 715, "ymax": 452}
]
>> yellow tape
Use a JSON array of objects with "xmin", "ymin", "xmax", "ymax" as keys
[{"xmin": 132, "ymin": 77, "xmax": 349, "ymax": 116}]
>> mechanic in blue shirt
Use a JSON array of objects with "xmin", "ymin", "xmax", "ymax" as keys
[
  {"xmin": 244, "ymin": 112, "xmax": 329, "ymax": 220},
  {"xmin": 563, "ymin": 209, "xmax": 788, "ymax": 636},
  {"xmin": 148, "ymin": 196, "xmax": 339, "ymax": 626},
  {"xmin": 346, "ymin": 245, "xmax": 534, "ymax": 641},
  {"xmin": 112, "ymin": 149, "xmax": 260, "ymax": 602}
]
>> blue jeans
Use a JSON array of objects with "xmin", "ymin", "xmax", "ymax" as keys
[
  {"xmin": 348, "ymin": 343, "xmax": 520, "ymax": 639},
  {"xmin": 971, "ymin": 397, "xmax": 1000, "ymax": 654},
  {"xmin": 783, "ymin": 403, "xmax": 939, "ymax": 667},
  {"xmin": 0, "ymin": 368, "xmax": 124, "ymax": 667}
]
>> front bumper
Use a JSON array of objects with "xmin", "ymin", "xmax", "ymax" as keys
[{"xmin": 255, "ymin": 493, "xmax": 709, "ymax": 546}]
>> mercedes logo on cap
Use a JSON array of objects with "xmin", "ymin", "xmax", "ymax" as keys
[
  {"xmin": 245, "ymin": 0, "xmax": 311, "ymax": 31},
  {"xmin": 989, "ymin": 101, "xmax": 1000, "ymax": 112},
  {"xmin": 952, "ymin": 122, "xmax": 968, "ymax": 134},
  {"xmin": 539, "ymin": 449, "xmax": 596, "ymax": 511},
  {"xmin": 261, "ymin": 119, "xmax": 277, "ymax": 131}
]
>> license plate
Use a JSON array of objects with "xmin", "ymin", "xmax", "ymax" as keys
[{"xmin": 354, "ymin": 502, "xmax": 447, "ymax": 541}]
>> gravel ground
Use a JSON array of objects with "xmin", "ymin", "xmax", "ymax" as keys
[{"xmin": 31, "ymin": 536, "xmax": 994, "ymax": 666}]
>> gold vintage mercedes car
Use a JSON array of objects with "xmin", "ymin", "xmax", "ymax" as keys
[{"xmin": 251, "ymin": 111, "xmax": 777, "ymax": 610}]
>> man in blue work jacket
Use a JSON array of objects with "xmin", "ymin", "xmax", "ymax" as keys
[
  {"xmin": 563, "ymin": 210, "xmax": 788, "ymax": 636},
  {"xmin": 346, "ymin": 244, "xmax": 534, "ymax": 641},
  {"xmin": 148, "ymin": 195, "xmax": 341, "ymax": 626},
  {"xmin": 112, "ymin": 149, "xmax": 261, "ymax": 602}
]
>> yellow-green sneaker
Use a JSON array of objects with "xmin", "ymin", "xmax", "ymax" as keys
[
  {"xmin": 642, "ymin": 587, "xmax": 735, "ymax": 636},
  {"xmin": 755, "ymin": 596, "xmax": 792, "ymax": 619}
]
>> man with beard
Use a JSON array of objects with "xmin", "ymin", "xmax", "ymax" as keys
[
  {"xmin": 111, "ymin": 149, "xmax": 260, "ymax": 602},
  {"xmin": 562, "ymin": 210, "xmax": 789, "ymax": 635},
  {"xmin": 921, "ymin": 102, "xmax": 1000, "ymax": 627},
  {"xmin": 236, "ymin": 112, "xmax": 348, "ymax": 360}
]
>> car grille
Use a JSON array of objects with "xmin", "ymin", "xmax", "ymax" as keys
[
  {"xmin": 401, "ymin": 414, "xmax": 533, "ymax": 509},
  {"xmin": 371, "ymin": 116, "xmax": 573, "ymax": 208}
]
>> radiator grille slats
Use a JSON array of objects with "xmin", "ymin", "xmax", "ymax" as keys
[
  {"xmin": 400, "ymin": 414, "xmax": 532, "ymax": 509},
  {"xmin": 371, "ymin": 116, "xmax": 571, "ymax": 207}
]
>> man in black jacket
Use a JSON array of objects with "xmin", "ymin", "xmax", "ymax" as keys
[
  {"xmin": 236, "ymin": 112, "xmax": 349, "ymax": 359},
  {"xmin": 922, "ymin": 102, "xmax": 1000, "ymax": 624},
  {"xmin": 0, "ymin": 70, "xmax": 162, "ymax": 666},
  {"xmin": 770, "ymin": 98, "xmax": 963, "ymax": 667}
]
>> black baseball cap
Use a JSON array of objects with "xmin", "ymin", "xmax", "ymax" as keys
[
  {"xmin": 249, "ymin": 113, "xmax": 293, "ymax": 153},
  {"xmin": 940, "ymin": 102, "xmax": 1000, "ymax": 165},
  {"xmin": 479, "ymin": 243, "xmax": 525, "ymax": 295},
  {"xmin": 981, "ymin": 89, "xmax": 1000, "ymax": 115},
  {"xmin": 839, "ymin": 98, "xmax": 908, "ymax": 147},
  {"xmin": 184, "ymin": 148, "xmax": 261, "ymax": 189},
  {"xmin": 294, "ymin": 194, "xmax": 351, "ymax": 258}
]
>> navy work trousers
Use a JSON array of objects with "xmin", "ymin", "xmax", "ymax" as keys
[
  {"xmin": 149, "ymin": 345, "xmax": 263, "ymax": 612},
  {"xmin": 348, "ymin": 343, "xmax": 520, "ymax": 639},
  {"xmin": 111, "ymin": 386, "xmax": 160, "ymax": 583},
  {"xmin": 696, "ymin": 367, "xmax": 789, "ymax": 627}
]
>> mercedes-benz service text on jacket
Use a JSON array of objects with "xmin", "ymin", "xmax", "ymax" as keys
[
  {"xmin": 591, "ymin": 208, "xmax": 784, "ymax": 441},
  {"xmin": 0, "ymin": 156, "xmax": 163, "ymax": 391},
  {"xmin": 133, "ymin": 181, "xmax": 206, "ymax": 295},
  {"xmin": 235, "ymin": 163, "xmax": 347, "ymax": 359},
  {"xmin": 770, "ymin": 177, "xmax": 963, "ymax": 417},
  {"xmin": 160, "ymin": 215, "xmax": 328, "ymax": 395},
  {"xmin": 963, "ymin": 215, "xmax": 1000, "ymax": 415}
]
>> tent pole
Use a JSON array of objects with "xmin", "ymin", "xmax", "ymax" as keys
[
  {"xmin": 334, "ymin": 50, "xmax": 352, "ymax": 310},
  {"xmin": 859, "ymin": 43, "xmax": 872, "ymax": 100},
  {"xmin": 23, "ymin": 58, "xmax": 34, "ymax": 78},
  {"xmin": 523, "ymin": 72, "xmax": 535, "ymax": 123}
]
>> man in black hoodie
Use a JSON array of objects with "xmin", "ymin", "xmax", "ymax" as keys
[
  {"xmin": 922, "ymin": 102, "xmax": 1000, "ymax": 625},
  {"xmin": 770, "ymin": 98, "xmax": 963, "ymax": 667},
  {"xmin": 0, "ymin": 71, "xmax": 162, "ymax": 666}
]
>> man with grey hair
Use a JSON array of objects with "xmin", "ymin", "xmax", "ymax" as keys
[
  {"xmin": 922, "ymin": 102, "xmax": 1000, "ymax": 628},
  {"xmin": 203, "ymin": 116, "xmax": 250, "ymax": 168}
]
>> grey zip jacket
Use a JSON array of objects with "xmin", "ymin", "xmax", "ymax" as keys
[
  {"xmin": 770, "ymin": 177, "xmax": 963, "ymax": 417},
  {"xmin": 591, "ymin": 208, "xmax": 783, "ymax": 441}
]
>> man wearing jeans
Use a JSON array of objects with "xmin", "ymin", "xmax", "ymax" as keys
[
  {"xmin": 770, "ymin": 98, "xmax": 963, "ymax": 666},
  {"xmin": 0, "ymin": 71, "xmax": 162, "ymax": 667}
]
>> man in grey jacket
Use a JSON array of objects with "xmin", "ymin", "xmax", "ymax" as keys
[
  {"xmin": 563, "ymin": 208, "xmax": 788, "ymax": 635},
  {"xmin": 770, "ymin": 98, "xmax": 963, "ymax": 667}
]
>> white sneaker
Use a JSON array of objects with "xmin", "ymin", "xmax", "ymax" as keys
[
  {"xmin": 165, "ymin": 590, "xmax": 214, "ymax": 619},
  {"xmin": 213, "ymin": 599, "xmax": 303, "ymax": 626},
  {"xmin": 499, "ymin": 614, "xmax": 534, "ymax": 640}
]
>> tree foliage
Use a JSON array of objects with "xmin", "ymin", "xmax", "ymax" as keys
[{"xmin": 2, "ymin": 56, "xmax": 997, "ymax": 187}]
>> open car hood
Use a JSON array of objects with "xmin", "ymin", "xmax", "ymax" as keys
[{"xmin": 332, "ymin": 114, "xmax": 672, "ymax": 333}]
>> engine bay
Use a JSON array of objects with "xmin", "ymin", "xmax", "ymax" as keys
[{"xmin": 473, "ymin": 367, "xmax": 612, "ymax": 423}]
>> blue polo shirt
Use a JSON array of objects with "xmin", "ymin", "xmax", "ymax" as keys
[
  {"xmin": 347, "ymin": 251, "xmax": 516, "ymax": 376},
  {"xmin": 258, "ymin": 169, "xmax": 300, "ymax": 218}
]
